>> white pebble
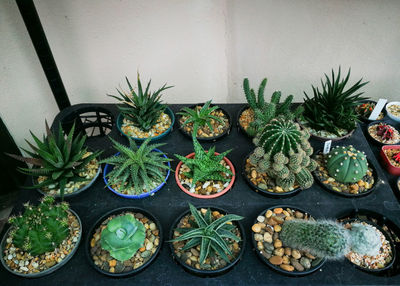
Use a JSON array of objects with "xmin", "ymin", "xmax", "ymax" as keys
[
  {"xmin": 223, "ymin": 182, "xmax": 229, "ymax": 188},
  {"xmin": 72, "ymin": 237, "xmax": 78, "ymax": 243},
  {"xmin": 257, "ymin": 216, "xmax": 265, "ymax": 223},
  {"xmin": 189, "ymin": 187, "xmax": 195, "ymax": 193},
  {"xmin": 202, "ymin": 181, "xmax": 210, "ymax": 189},
  {"xmin": 20, "ymin": 266, "xmax": 28, "ymax": 272},
  {"xmin": 25, "ymin": 260, "xmax": 29, "ymax": 266},
  {"xmin": 7, "ymin": 255, "xmax": 12, "ymax": 260},
  {"xmin": 146, "ymin": 242, "xmax": 154, "ymax": 251},
  {"xmin": 32, "ymin": 262, "xmax": 38, "ymax": 268}
]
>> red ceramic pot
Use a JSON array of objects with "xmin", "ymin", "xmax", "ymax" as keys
[{"xmin": 380, "ymin": 145, "xmax": 400, "ymax": 176}]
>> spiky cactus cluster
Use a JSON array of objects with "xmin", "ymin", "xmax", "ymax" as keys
[
  {"xmin": 326, "ymin": 145, "xmax": 368, "ymax": 183},
  {"xmin": 250, "ymin": 117, "xmax": 316, "ymax": 190},
  {"xmin": 280, "ymin": 219, "xmax": 382, "ymax": 260},
  {"xmin": 8, "ymin": 196, "xmax": 70, "ymax": 256}
]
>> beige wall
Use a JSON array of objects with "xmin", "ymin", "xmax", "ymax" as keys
[{"xmin": 1, "ymin": 0, "xmax": 400, "ymax": 150}]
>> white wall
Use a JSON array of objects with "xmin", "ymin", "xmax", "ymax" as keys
[{"xmin": 1, "ymin": 0, "xmax": 400, "ymax": 149}]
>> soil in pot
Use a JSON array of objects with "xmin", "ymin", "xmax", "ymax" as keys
[
  {"xmin": 355, "ymin": 101, "xmax": 385, "ymax": 121},
  {"xmin": 238, "ymin": 107, "xmax": 254, "ymax": 135},
  {"xmin": 121, "ymin": 111, "xmax": 172, "ymax": 139},
  {"xmin": 89, "ymin": 211, "xmax": 160, "ymax": 274},
  {"xmin": 252, "ymin": 207, "xmax": 324, "ymax": 274},
  {"xmin": 298, "ymin": 120, "xmax": 354, "ymax": 140},
  {"xmin": 314, "ymin": 151, "xmax": 375, "ymax": 195},
  {"xmin": 2, "ymin": 210, "xmax": 81, "ymax": 275},
  {"xmin": 368, "ymin": 122, "xmax": 400, "ymax": 145}
]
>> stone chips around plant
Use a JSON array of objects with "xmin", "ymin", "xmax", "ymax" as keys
[{"xmin": 122, "ymin": 112, "xmax": 172, "ymax": 139}]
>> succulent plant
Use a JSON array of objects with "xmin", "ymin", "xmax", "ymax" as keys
[
  {"xmin": 326, "ymin": 145, "xmax": 368, "ymax": 183},
  {"xmin": 393, "ymin": 152, "xmax": 400, "ymax": 163},
  {"xmin": 101, "ymin": 136, "xmax": 171, "ymax": 195},
  {"xmin": 8, "ymin": 196, "xmax": 70, "ymax": 256},
  {"xmin": 376, "ymin": 123, "xmax": 395, "ymax": 141},
  {"xmin": 174, "ymin": 132, "xmax": 232, "ymax": 186},
  {"xmin": 251, "ymin": 117, "xmax": 316, "ymax": 190},
  {"xmin": 170, "ymin": 203, "xmax": 243, "ymax": 265},
  {"xmin": 101, "ymin": 214, "xmax": 146, "ymax": 261},
  {"xmin": 280, "ymin": 219, "xmax": 382, "ymax": 260},
  {"xmin": 302, "ymin": 67, "xmax": 369, "ymax": 135},
  {"xmin": 108, "ymin": 74, "xmax": 172, "ymax": 131},
  {"xmin": 177, "ymin": 100, "xmax": 224, "ymax": 134},
  {"xmin": 6, "ymin": 121, "xmax": 102, "ymax": 200}
]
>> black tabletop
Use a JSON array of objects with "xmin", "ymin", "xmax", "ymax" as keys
[{"xmin": 1, "ymin": 103, "xmax": 400, "ymax": 285}]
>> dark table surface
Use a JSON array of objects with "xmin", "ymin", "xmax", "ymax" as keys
[{"xmin": 1, "ymin": 103, "xmax": 400, "ymax": 286}]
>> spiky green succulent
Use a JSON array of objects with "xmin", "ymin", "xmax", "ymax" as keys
[
  {"xmin": 6, "ymin": 121, "xmax": 101, "ymax": 200},
  {"xmin": 101, "ymin": 214, "xmax": 146, "ymax": 261},
  {"xmin": 170, "ymin": 203, "xmax": 243, "ymax": 266},
  {"xmin": 177, "ymin": 100, "xmax": 224, "ymax": 134},
  {"xmin": 108, "ymin": 73, "xmax": 172, "ymax": 131},
  {"xmin": 302, "ymin": 67, "xmax": 369, "ymax": 135},
  {"xmin": 101, "ymin": 137, "xmax": 171, "ymax": 195},
  {"xmin": 8, "ymin": 196, "xmax": 70, "ymax": 256},
  {"xmin": 175, "ymin": 132, "xmax": 232, "ymax": 185}
]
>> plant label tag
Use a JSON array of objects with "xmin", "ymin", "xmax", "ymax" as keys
[
  {"xmin": 368, "ymin": 99, "xmax": 387, "ymax": 120},
  {"xmin": 323, "ymin": 140, "xmax": 332, "ymax": 154}
]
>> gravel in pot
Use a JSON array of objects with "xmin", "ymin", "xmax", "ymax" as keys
[
  {"xmin": 367, "ymin": 121, "xmax": 400, "ymax": 145},
  {"xmin": 355, "ymin": 100, "xmax": 386, "ymax": 122},
  {"xmin": 237, "ymin": 105, "xmax": 254, "ymax": 137}
]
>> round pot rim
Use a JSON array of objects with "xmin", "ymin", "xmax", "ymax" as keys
[
  {"xmin": 385, "ymin": 101, "xmax": 400, "ymax": 122},
  {"xmin": 103, "ymin": 149, "xmax": 171, "ymax": 199},
  {"xmin": 366, "ymin": 121, "xmax": 400, "ymax": 146},
  {"xmin": 174, "ymin": 152, "xmax": 235, "ymax": 199},
  {"xmin": 251, "ymin": 204, "xmax": 326, "ymax": 276},
  {"xmin": 312, "ymin": 149, "xmax": 378, "ymax": 198},
  {"xmin": 296, "ymin": 119, "xmax": 356, "ymax": 142},
  {"xmin": 85, "ymin": 206, "xmax": 163, "ymax": 277},
  {"xmin": 0, "ymin": 209, "xmax": 82, "ymax": 278},
  {"xmin": 242, "ymin": 153, "xmax": 302, "ymax": 198},
  {"xmin": 177, "ymin": 103, "xmax": 232, "ymax": 141},
  {"xmin": 236, "ymin": 104, "xmax": 254, "ymax": 138},
  {"xmin": 168, "ymin": 205, "xmax": 245, "ymax": 277},
  {"xmin": 116, "ymin": 106, "xmax": 175, "ymax": 141},
  {"xmin": 356, "ymin": 100, "xmax": 387, "ymax": 122}
]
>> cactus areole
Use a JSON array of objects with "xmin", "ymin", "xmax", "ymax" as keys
[{"xmin": 326, "ymin": 146, "xmax": 368, "ymax": 183}]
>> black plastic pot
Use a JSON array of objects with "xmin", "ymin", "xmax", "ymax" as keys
[
  {"xmin": 236, "ymin": 104, "xmax": 253, "ymax": 138},
  {"xmin": 168, "ymin": 205, "xmax": 245, "ymax": 277},
  {"xmin": 251, "ymin": 205, "xmax": 326, "ymax": 276},
  {"xmin": 366, "ymin": 121, "xmax": 400, "ymax": 147},
  {"xmin": 177, "ymin": 103, "xmax": 232, "ymax": 142},
  {"xmin": 356, "ymin": 100, "xmax": 387, "ymax": 123},
  {"xmin": 85, "ymin": 207, "xmax": 163, "ymax": 277},
  {"xmin": 242, "ymin": 153, "xmax": 302, "ymax": 198},
  {"xmin": 312, "ymin": 150, "xmax": 379, "ymax": 198}
]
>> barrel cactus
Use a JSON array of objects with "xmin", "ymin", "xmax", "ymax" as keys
[
  {"xmin": 280, "ymin": 219, "xmax": 382, "ymax": 260},
  {"xmin": 250, "ymin": 117, "xmax": 316, "ymax": 190},
  {"xmin": 101, "ymin": 214, "xmax": 146, "ymax": 261},
  {"xmin": 326, "ymin": 145, "xmax": 368, "ymax": 183}
]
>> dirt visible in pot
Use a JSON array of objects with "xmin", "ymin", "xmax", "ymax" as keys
[
  {"xmin": 356, "ymin": 102, "xmax": 385, "ymax": 120},
  {"xmin": 122, "ymin": 112, "xmax": 171, "ymax": 138},
  {"xmin": 383, "ymin": 149, "xmax": 400, "ymax": 168},
  {"xmin": 110, "ymin": 173, "xmax": 165, "ymax": 196},
  {"xmin": 179, "ymin": 106, "xmax": 229, "ymax": 138},
  {"xmin": 2, "ymin": 211, "xmax": 80, "ymax": 275},
  {"xmin": 299, "ymin": 120, "xmax": 352, "ymax": 139},
  {"xmin": 90, "ymin": 212, "xmax": 160, "ymax": 274},
  {"xmin": 252, "ymin": 207, "xmax": 323, "ymax": 272},
  {"xmin": 314, "ymin": 152, "xmax": 375, "ymax": 195},
  {"xmin": 245, "ymin": 159, "xmax": 299, "ymax": 193},
  {"xmin": 388, "ymin": 104, "xmax": 400, "ymax": 117},
  {"xmin": 238, "ymin": 108, "xmax": 254, "ymax": 133},
  {"xmin": 368, "ymin": 123, "xmax": 400, "ymax": 144},
  {"xmin": 344, "ymin": 221, "xmax": 393, "ymax": 270},
  {"xmin": 172, "ymin": 209, "xmax": 241, "ymax": 271}
]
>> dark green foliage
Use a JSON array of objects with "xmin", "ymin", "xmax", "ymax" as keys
[
  {"xmin": 101, "ymin": 137, "xmax": 171, "ymax": 195},
  {"xmin": 108, "ymin": 74, "xmax": 172, "ymax": 131},
  {"xmin": 170, "ymin": 203, "xmax": 243, "ymax": 265},
  {"xmin": 6, "ymin": 122, "xmax": 101, "ymax": 200},
  {"xmin": 8, "ymin": 196, "xmax": 70, "ymax": 256},
  {"xmin": 302, "ymin": 67, "xmax": 369, "ymax": 135}
]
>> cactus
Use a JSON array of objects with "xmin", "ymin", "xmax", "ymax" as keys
[
  {"xmin": 280, "ymin": 219, "xmax": 382, "ymax": 260},
  {"xmin": 326, "ymin": 145, "xmax": 368, "ymax": 183},
  {"xmin": 101, "ymin": 214, "xmax": 146, "ymax": 261},
  {"xmin": 8, "ymin": 196, "xmax": 70, "ymax": 256}
]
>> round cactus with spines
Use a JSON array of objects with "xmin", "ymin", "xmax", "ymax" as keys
[{"xmin": 326, "ymin": 145, "xmax": 368, "ymax": 183}]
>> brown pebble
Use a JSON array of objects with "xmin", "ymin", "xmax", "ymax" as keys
[
  {"xmin": 252, "ymin": 224, "xmax": 262, "ymax": 233},
  {"xmin": 269, "ymin": 256, "xmax": 283, "ymax": 265},
  {"xmin": 274, "ymin": 225, "xmax": 282, "ymax": 232},
  {"xmin": 274, "ymin": 239, "xmax": 282, "ymax": 248},
  {"xmin": 280, "ymin": 264, "xmax": 294, "ymax": 271},
  {"xmin": 274, "ymin": 208, "xmax": 283, "ymax": 214}
]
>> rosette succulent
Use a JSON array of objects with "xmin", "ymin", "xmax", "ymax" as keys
[{"xmin": 101, "ymin": 214, "xmax": 146, "ymax": 261}]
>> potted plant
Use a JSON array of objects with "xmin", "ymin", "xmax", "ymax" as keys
[
  {"xmin": 175, "ymin": 131, "xmax": 235, "ymax": 199},
  {"xmin": 300, "ymin": 67, "xmax": 369, "ymax": 141},
  {"xmin": 169, "ymin": 203, "xmax": 245, "ymax": 276},
  {"xmin": 367, "ymin": 122, "xmax": 400, "ymax": 145},
  {"xmin": 238, "ymin": 78, "xmax": 302, "ymax": 137},
  {"xmin": 355, "ymin": 100, "xmax": 386, "ymax": 122},
  {"xmin": 313, "ymin": 145, "xmax": 377, "ymax": 196},
  {"xmin": 177, "ymin": 100, "xmax": 231, "ymax": 141},
  {"xmin": 386, "ymin": 101, "xmax": 400, "ymax": 123},
  {"xmin": 108, "ymin": 73, "xmax": 175, "ymax": 141},
  {"xmin": 244, "ymin": 117, "xmax": 316, "ymax": 196},
  {"xmin": 101, "ymin": 136, "xmax": 171, "ymax": 199},
  {"xmin": 0, "ymin": 196, "xmax": 82, "ymax": 277},
  {"xmin": 251, "ymin": 205, "xmax": 325, "ymax": 276},
  {"xmin": 380, "ymin": 145, "xmax": 400, "ymax": 176},
  {"xmin": 86, "ymin": 207, "xmax": 162, "ymax": 276},
  {"xmin": 6, "ymin": 121, "xmax": 102, "ymax": 199}
]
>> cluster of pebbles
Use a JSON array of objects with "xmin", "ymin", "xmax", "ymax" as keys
[
  {"xmin": 252, "ymin": 207, "xmax": 323, "ymax": 272},
  {"xmin": 238, "ymin": 107, "xmax": 255, "ymax": 134},
  {"xmin": 178, "ymin": 160, "xmax": 232, "ymax": 196},
  {"xmin": 368, "ymin": 123, "xmax": 400, "ymax": 144},
  {"xmin": 314, "ymin": 152, "xmax": 375, "ymax": 195},
  {"xmin": 121, "ymin": 112, "xmax": 171, "ymax": 138},
  {"xmin": 245, "ymin": 159, "xmax": 299, "ymax": 193},
  {"xmin": 383, "ymin": 149, "xmax": 400, "ymax": 168},
  {"xmin": 2, "ymin": 211, "xmax": 81, "ymax": 275},
  {"xmin": 179, "ymin": 106, "xmax": 229, "ymax": 138},
  {"xmin": 90, "ymin": 212, "xmax": 160, "ymax": 274},
  {"xmin": 37, "ymin": 152, "xmax": 99, "ymax": 196},
  {"xmin": 110, "ymin": 177, "xmax": 163, "ymax": 196},
  {"xmin": 172, "ymin": 208, "xmax": 241, "ymax": 271},
  {"xmin": 299, "ymin": 120, "xmax": 351, "ymax": 139}
]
